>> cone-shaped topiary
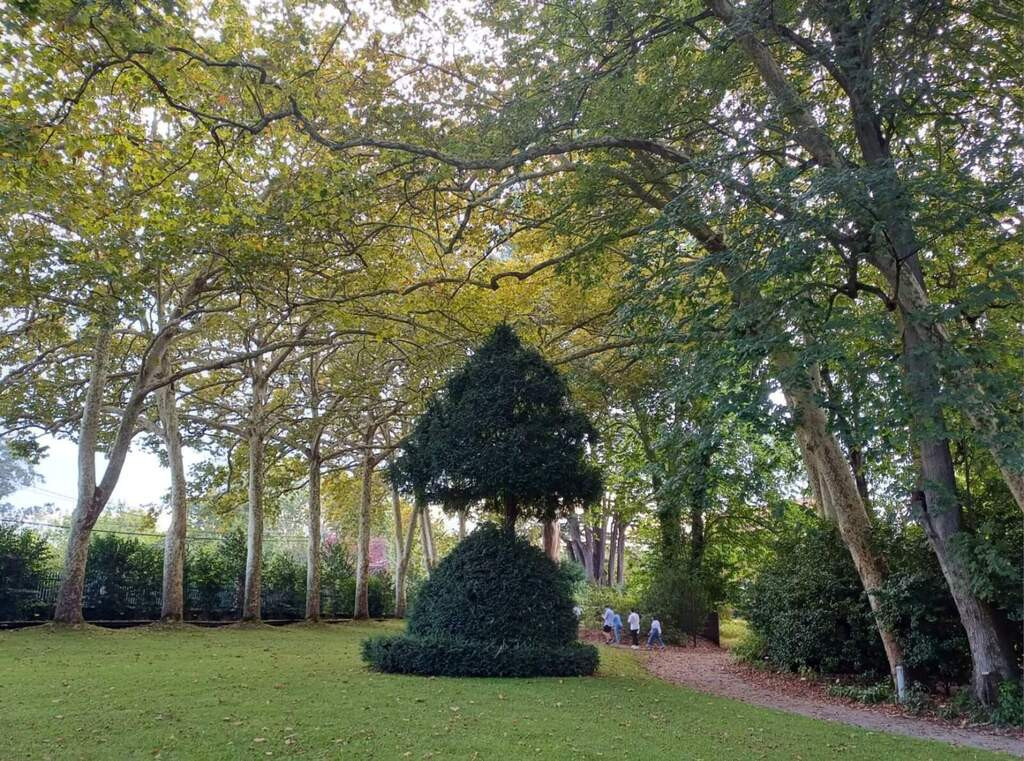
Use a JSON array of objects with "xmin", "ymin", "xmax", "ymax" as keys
[{"xmin": 362, "ymin": 524, "xmax": 598, "ymax": 677}]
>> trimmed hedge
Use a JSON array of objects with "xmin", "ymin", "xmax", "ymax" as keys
[
  {"xmin": 362, "ymin": 634, "xmax": 598, "ymax": 677},
  {"xmin": 407, "ymin": 524, "xmax": 579, "ymax": 647},
  {"xmin": 363, "ymin": 523, "xmax": 598, "ymax": 676}
]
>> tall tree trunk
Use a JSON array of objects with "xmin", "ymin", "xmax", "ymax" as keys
[
  {"xmin": 615, "ymin": 523, "xmax": 626, "ymax": 586},
  {"xmin": 689, "ymin": 447, "xmax": 712, "ymax": 572},
  {"xmin": 394, "ymin": 496, "xmax": 421, "ymax": 618},
  {"xmin": 782, "ymin": 358, "xmax": 907, "ymax": 684},
  {"xmin": 705, "ymin": 1, "xmax": 1019, "ymax": 699},
  {"xmin": 53, "ymin": 321, "xmax": 115, "ymax": 625},
  {"xmin": 542, "ymin": 518, "xmax": 559, "ymax": 562},
  {"xmin": 305, "ymin": 448, "xmax": 322, "ymax": 621},
  {"xmin": 567, "ymin": 514, "xmax": 594, "ymax": 579},
  {"xmin": 242, "ymin": 377, "xmax": 267, "ymax": 622},
  {"xmin": 419, "ymin": 503, "xmax": 434, "ymax": 573},
  {"xmin": 458, "ymin": 510, "xmax": 467, "ymax": 541},
  {"xmin": 354, "ymin": 429, "xmax": 375, "ymax": 619},
  {"xmin": 305, "ymin": 355, "xmax": 323, "ymax": 622},
  {"xmin": 605, "ymin": 519, "xmax": 617, "ymax": 585},
  {"xmin": 158, "ymin": 365, "xmax": 187, "ymax": 623}
]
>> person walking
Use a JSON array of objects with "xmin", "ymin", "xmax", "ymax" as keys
[
  {"xmin": 602, "ymin": 606, "xmax": 615, "ymax": 644},
  {"xmin": 647, "ymin": 617, "xmax": 666, "ymax": 651},
  {"xmin": 612, "ymin": 611, "xmax": 623, "ymax": 644},
  {"xmin": 627, "ymin": 608, "xmax": 641, "ymax": 648}
]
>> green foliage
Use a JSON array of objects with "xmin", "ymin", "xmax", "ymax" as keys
[
  {"xmin": 184, "ymin": 544, "xmax": 227, "ymax": 616},
  {"xmin": 361, "ymin": 635, "xmax": 599, "ymax": 677},
  {"xmin": 940, "ymin": 681, "xmax": 1024, "ymax": 729},
  {"xmin": 392, "ymin": 325, "xmax": 603, "ymax": 527},
  {"xmin": 407, "ymin": 524, "xmax": 577, "ymax": 646},
  {"xmin": 0, "ymin": 525, "xmax": 50, "ymax": 619},
  {"xmin": 84, "ymin": 533, "xmax": 163, "ymax": 619},
  {"xmin": 262, "ymin": 552, "xmax": 306, "ymax": 618},
  {"xmin": 574, "ymin": 582, "xmax": 639, "ymax": 629},
  {"xmin": 826, "ymin": 681, "xmax": 894, "ymax": 705},
  {"xmin": 741, "ymin": 517, "xmax": 887, "ymax": 676},
  {"xmin": 641, "ymin": 562, "xmax": 712, "ymax": 645},
  {"xmin": 364, "ymin": 523, "xmax": 598, "ymax": 676},
  {"xmin": 874, "ymin": 525, "xmax": 972, "ymax": 686}
]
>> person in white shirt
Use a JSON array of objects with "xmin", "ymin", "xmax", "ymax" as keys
[
  {"xmin": 647, "ymin": 617, "xmax": 666, "ymax": 651},
  {"xmin": 602, "ymin": 606, "xmax": 615, "ymax": 643},
  {"xmin": 627, "ymin": 609, "xmax": 641, "ymax": 648}
]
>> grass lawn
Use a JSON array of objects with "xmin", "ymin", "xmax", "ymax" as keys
[
  {"xmin": 718, "ymin": 617, "xmax": 749, "ymax": 650},
  {"xmin": 0, "ymin": 622, "xmax": 1010, "ymax": 761}
]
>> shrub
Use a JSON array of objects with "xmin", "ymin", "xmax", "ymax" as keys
[
  {"xmin": 641, "ymin": 563, "xmax": 711, "ymax": 645},
  {"xmin": 364, "ymin": 523, "xmax": 598, "ymax": 676},
  {"xmin": 185, "ymin": 544, "xmax": 229, "ymax": 618},
  {"xmin": 407, "ymin": 524, "xmax": 578, "ymax": 647},
  {"xmin": 262, "ymin": 552, "xmax": 306, "ymax": 618},
  {"xmin": 575, "ymin": 583, "xmax": 640, "ymax": 630},
  {"xmin": 826, "ymin": 681, "xmax": 893, "ymax": 704},
  {"xmin": 84, "ymin": 533, "xmax": 163, "ymax": 619},
  {"xmin": 362, "ymin": 635, "xmax": 599, "ymax": 678},
  {"xmin": 741, "ymin": 518, "xmax": 887, "ymax": 676},
  {"xmin": 0, "ymin": 526, "xmax": 51, "ymax": 620}
]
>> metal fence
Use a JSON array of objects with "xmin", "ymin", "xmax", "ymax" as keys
[{"xmin": 2, "ymin": 573, "xmax": 391, "ymax": 622}]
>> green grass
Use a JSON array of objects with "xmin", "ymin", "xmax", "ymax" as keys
[
  {"xmin": 719, "ymin": 617, "xmax": 750, "ymax": 649},
  {"xmin": 0, "ymin": 622, "xmax": 1009, "ymax": 761}
]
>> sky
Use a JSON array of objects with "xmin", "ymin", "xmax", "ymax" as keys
[{"xmin": 7, "ymin": 435, "xmax": 204, "ymax": 529}]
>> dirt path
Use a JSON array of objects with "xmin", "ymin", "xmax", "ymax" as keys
[{"xmin": 638, "ymin": 640, "xmax": 1024, "ymax": 757}]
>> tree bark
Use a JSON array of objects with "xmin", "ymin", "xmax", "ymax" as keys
[
  {"xmin": 542, "ymin": 518, "xmax": 559, "ymax": 562},
  {"xmin": 158, "ymin": 363, "xmax": 187, "ymax": 623},
  {"xmin": 615, "ymin": 522, "xmax": 626, "ymax": 586},
  {"xmin": 53, "ymin": 321, "xmax": 115, "ymax": 625},
  {"xmin": 305, "ymin": 355, "xmax": 323, "ymax": 622},
  {"xmin": 567, "ymin": 514, "xmax": 594, "ymax": 579},
  {"xmin": 394, "ymin": 496, "xmax": 421, "ymax": 618},
  {"xmin": 241, "ymin": 376, "xmax": 267, "ymax": 622},
  {"xmin": 354, "ymin": 427, "xmax": 376, "ymax": 620},
  {"xmin": 704, "ymin": 1, "xmax": 1020, "ymax": 699},
  {"xmin": 305, "ymin": 448, "xmax": 322, "ymax": 621},
  {"xmin": 458, "ymin": 510, "xmax": 467, "ymax": 541}
]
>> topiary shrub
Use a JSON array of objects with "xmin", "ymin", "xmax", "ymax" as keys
[{"xmin": 363, "ymin": 523, "xmax": 598, "ymax": 677}]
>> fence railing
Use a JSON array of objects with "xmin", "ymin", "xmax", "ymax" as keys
[{"xmin": 1, "ymin": 574, "xmax": 390, "ymax": 622}]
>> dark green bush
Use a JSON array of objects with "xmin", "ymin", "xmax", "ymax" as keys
[
  {"xmin": 362, "ymin": 634, "xmax": 598, "ymax": 677},
  {"xmin": 641, "ymin": 562, "xmax": 711, "ymax": 645},
  {"xmin": 364, "ymin": 523, "xmax": 598, "ymax": 676},
  {"xmin": 408, "ymin": 523, "xmax": 578, "ymax": 646},
  {"xmin": 84, "ymin": 533, "xmax": 163, "ymax": 619},
  {"xmin": 741, "ymin": 518, "xmax": 887, "ymax": 676},
  {"xmin": 184, "ymin": 544, "xmax": 229, "ymax": 618},
  {"xmin": 262, "ymin": 552, "xmax": 306, "ymax": 618},
  {"xmin": 873, "ymin": 525, "xmax": 971, "ymax": 686},
  {"xmin": 0, "ymin": 526, "xmax": 51, "ymax": 619}
]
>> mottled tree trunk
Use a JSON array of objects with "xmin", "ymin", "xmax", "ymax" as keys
[
  {"xmin": 305, "ymin": 356, "xmax": 323, "ymax": 622},
  {"xmin": 542, "ymin": 518, "xmax": 559, "ymax": 562},
  {"xmin": 615, "ymin": 524, "xmax": 626, "ymax": 586},
  {"xmin": 305, "ymin": 448, "xmax": 322, "ymax": 621},
  {"xmin": 704, "ymin": 0, "xmax": 1020, "ymax": 699},
  {"xmin": 458, "ymin": 510, "xmax": 468, "ymax": 541},
  {"xmin": 54, "ymin": 322, "xmax": 114, "ymax": 625},
  {"xmin": 394, "ymin": 497, "xmax": 421, "ymax": 618},
  {"xmin": 158, "ymin": 366, "xmax": 188, "ymax": 623},
  {"xmin": 354, "ymin": 430, "xmax": 375, "ymax": 620},
  {"xmin": 242, "ymin": 377, "xmax": 267, "ymax": 622}
]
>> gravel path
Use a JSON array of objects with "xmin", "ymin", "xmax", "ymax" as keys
[{"xmin": 639, "ymin": 641, "xmax": 1024, "ymax": 757}]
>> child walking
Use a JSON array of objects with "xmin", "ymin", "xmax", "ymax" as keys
[
  {"xmin": 627, "ymin": 608, "xmax": 641, "ymax": 648},
  {"xmin": 647, "ymin": 617, "xmax": 666, "ymax": 650},
  {"xmin": 612, "ymin": 611, "xmax": 623, "ymax": 644}
]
